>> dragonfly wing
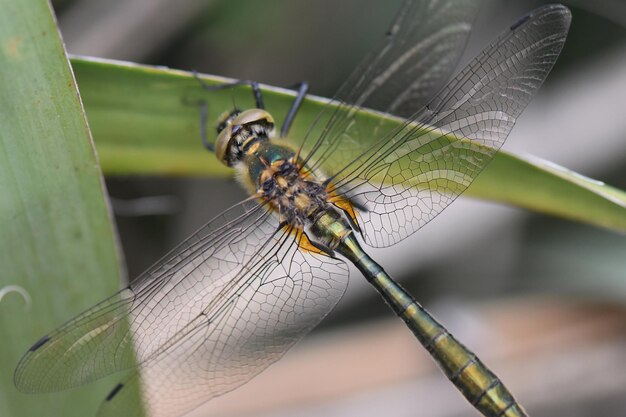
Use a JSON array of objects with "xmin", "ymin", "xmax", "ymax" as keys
[
  {"xmin": 96, "ymin": 229, "xmax": 348, "ymax": 417},
  {"xmin": 15, "ymin": 199, "xmax": 277, "ymax": 392},
  {"xmin": 299, "ymin": 0, "xmax": 479, "ymax": 175},
  {"xmin": 345, "ymin": 0, "xmax": 480, "ymax": 117},
  {"xmin": 330, "ymin": 5, "xmax": 571, "ymax": 247}
]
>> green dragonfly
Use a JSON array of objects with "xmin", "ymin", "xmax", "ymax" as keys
[{"xmin": 14, "ymin": 1, "xmax": 571, "ymax": 417}]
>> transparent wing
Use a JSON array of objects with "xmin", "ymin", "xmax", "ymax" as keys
[
  {"xmin": 350, "ymin": 0, "xmax": 480, "ymax": 117},
  {"xmin": 324, "ymin": 5, "xmax": 571, "ymax": 247},
  {"xmin": 14, "ymin": 199, "xmax": 279, "ymax": 392},
  {"xmin": 298, "ymin": 0, "xmax": 479, "ymax": 174},
  {"xmin": 96, "ymin": 230, "xmax": 348, "ymax": 417}
]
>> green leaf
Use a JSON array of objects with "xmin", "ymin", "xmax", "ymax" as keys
[
  {"xmin": 0, "ymin": 3, "xmax": 136, "ymax": 417},
  {"xmin": 73, "ymin": 56, "xmax": 626, "ymax": 233},
  {"xmin": 468, "ymin": 153, "xmax": 626, "ymax": 231}
]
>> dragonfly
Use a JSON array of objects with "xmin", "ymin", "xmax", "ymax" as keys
[{"xmin": 14, "ymin": 1, "xmax": 571, "ymax": 417}]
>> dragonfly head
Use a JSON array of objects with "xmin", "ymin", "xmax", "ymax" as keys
[{"xmin": 215, "ymin": 109, "xmax": 275, "ymax": 166}]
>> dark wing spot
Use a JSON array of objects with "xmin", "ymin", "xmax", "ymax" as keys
[
  {"xmin": 510, "ymin": 13, "xmax": 531, "ymax": 31},
  {"xmin": 105, "ymin": 383, "xmax": 124, "ymax": 401},
  {"xmin": 29, "ymin": 335, "xmax": 50, "ymax": 351}
]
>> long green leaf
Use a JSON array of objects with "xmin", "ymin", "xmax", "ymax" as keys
[
  {"xmin": 0, "ymin": 4, "xmax": 135, "ymax": 417},
  {"xmin": 73, "ymin": 56, "xmax": 626, "ymax": 233}
]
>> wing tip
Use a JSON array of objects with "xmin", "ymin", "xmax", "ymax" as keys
[
  {"xmin": 13, "ymin": 339, "xmax": 44, "ymax": 392},
  {"xmin": 13, "ymin": 363, "xmax": 37, "ymax": 393},
  {"xmin": 510, "ymin": 4, "xmax": 572, "ymax": 32},
  {"xmin": 13, "ymin": 334, "xmax": 52, "ymax": 392}
]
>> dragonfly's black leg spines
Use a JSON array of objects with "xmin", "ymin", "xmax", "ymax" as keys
[
  {"xmin": 192, "ymin": 70, "xmax": 216, "ymax": 152},
  {"xmin": 194, "ymin": 74, "xmax": 265, "ymax": 110},
  {"xmin": 199, "ymin": 100, "xmax": 215, "ymax": 152},
  {"xmin": 193, "ymin": 75, "xmax": 304, "ymax": 139},
  {"xmin": 280, "ymin": 81, "xmax": 309, "ymax": 138}
]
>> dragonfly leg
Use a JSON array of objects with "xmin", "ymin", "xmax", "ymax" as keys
[
  {"xmin": 198, "ymin": 100, "xmax": 214, "ymax": 152},
  {"xmin": 193, "ymin": 72, "xmax": 264, "ymax": 109},
  {"xmin": 192, "ymin": 72, "xmax": 268, "ymax": 152},
  {"xmin": 192, "ymin": 72, "xmax": 308, "ymax": 138},
  {"xmin": 280, "ymin": 81, "xmax": 309, "ymax": 138}
]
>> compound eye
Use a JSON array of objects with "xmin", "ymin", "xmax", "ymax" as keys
[
  {"xmin": 216, "ymin": 109, "xmax": 241, "ymax": 134},
  {"xmin": 216, "ymin": 120, "xmax": 228, "ymax": 134},
  {"xmin": 215, "ymin": 124, "xmax": 234, "ymax": 166},
  {"xmin": 232, "ymin": 109, "xmax": 275, "ymax": 131}
]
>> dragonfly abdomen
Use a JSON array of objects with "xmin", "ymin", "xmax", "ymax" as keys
[
  {"xmin": 425, "ymin": 329, "xmax": 528, "ymax": 417},
  {"xmin": 338, "ymin": 233, "xmax": 528, "ymax": 417}
]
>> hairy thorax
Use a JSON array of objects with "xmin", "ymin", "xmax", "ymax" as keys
[
  {"xmin": 237, "ymin": 141, "xmax": 330, "ymax": 226},
  {"xmin": 234, "ymin": 141, "xmax": 355, "ymax": 251}
]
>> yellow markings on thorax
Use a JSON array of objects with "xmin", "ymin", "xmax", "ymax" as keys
[
  {"xmin": 294, "ymin": 193, "xmax": 311, "ymax": 211},
  {"xmin": 327, "ymin": 188, "xmax": 360, "ymax": 229},
  {"xmin": 257, "ymin": 158, "xmax": 315, "ymax": 218},
  {"xmin": 281, "ymin": 224, "xmax": 326, "ymax": 256},
  {"xmin": 244, "ymin": 140, "xmax": 261, "ymax": 156},
  {"xmin": 258, "ymin": 158, "xmax": 287, "ymax": 186},
  {"xmin": 276, "ymin": 176, "xmax": 288, "ymax": 188}
]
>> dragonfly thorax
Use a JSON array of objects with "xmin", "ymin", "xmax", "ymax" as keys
[
  {"xmin": 236, "ymin": 139, "xmax": 355, "ymax": 252},
  {"xmin": 258, "ymin": 157, "xmax": 330, "ymax": 226},
  {"xmin": 215, "ymin": 108, "xmax": 275, "ymax": 167}
]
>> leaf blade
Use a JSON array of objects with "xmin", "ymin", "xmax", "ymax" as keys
[
  {"xmin": 0, "ymin": 4, "xmax": 134, "ymax": 417},
  {"xmin": 73, "ymin": 55, "xmax": 626, "ymax": 234}
]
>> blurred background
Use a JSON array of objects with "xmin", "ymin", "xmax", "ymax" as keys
[{"xmin": 51, "ymin": 0, "xmax": 626, "ymax": 416}]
